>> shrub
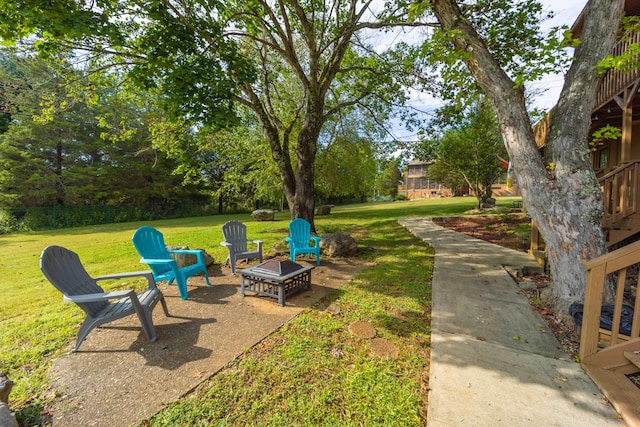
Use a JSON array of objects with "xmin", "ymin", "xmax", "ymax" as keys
[{"xmin": 0, "ymin": 209, "xmax": 23, "ymax": 234}]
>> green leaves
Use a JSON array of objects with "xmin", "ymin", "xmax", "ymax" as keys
[
  {"xmin": 590, "ymin": 124, "xmax": 622, "ymax": 149},
  {"xmin": 416, "ymin": 0, "xmax": 572, "ymax": 107}
]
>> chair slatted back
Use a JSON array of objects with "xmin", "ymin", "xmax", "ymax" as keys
[
  {"xmin": 132, "ymin": 226, "xmax": 173, "ymax": 277},
  {"xmin": 40, "ymin": 245, "xmax": 108, "ymax": 317},
  {"xmin": 222, "ymin": 220, "xmax": 249, "ymax": 253},
  {"xmin": 289, "ymin": 218, "xmax": 312, "ymax": 247}
]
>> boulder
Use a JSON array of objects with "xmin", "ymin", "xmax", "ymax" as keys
[
  {"xmin": 316, "ymin": 205, "xmax": 332, "ymax": 216},
  {"xmin": 0, "ymin": 403, "xmax": 17, "ymax": 427},
  {"xmin": 251, "ymin": 209, "xmax": 275, "ymax": 221},
  {"xmin": 0, "ymin": 373, "xmax": 17, "ymax": 427},
  {"xmin": 166, "ymin": 246, "xmax": 215, "ymax": 267},
  {"xmin": 0, "ymin": 372, "xmax": 13, "ymax": 404},
  {"xmin": 481, "ymin": 197, "xmax": 496, "ymax": 209},
  {"xmin": 201, "ymin": 250, "xmax": 215, "ymax": 267},
  {"xmin": 320, "ymin": 232, "xmax": 357, "ymax": 257}
]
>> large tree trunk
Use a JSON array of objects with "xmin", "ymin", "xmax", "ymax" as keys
[
  {"xmin": 54, "ymin": 140, "xmax": 65, "ymax": 206},
  {"xmin": 430, "ymin": 0, "xmax": 623, "ymax": 312},
  {"xmin": 292, "ymin": 115, "xmax": 320, "ymax": 232}
]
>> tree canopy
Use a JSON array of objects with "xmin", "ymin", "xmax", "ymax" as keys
[
  {"xmin": 0, "ymin": 53, "xmax": 206, "ymax": 209},
  {"xmin": 1, "ymin": 0, "xmax": 431, "ymax": 230}
]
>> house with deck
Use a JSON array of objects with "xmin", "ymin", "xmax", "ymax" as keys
[{"xmin": 533, "ymin": 2, "xmax": 640, "ymax": 424}]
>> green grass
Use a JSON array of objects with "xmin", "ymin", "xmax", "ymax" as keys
[{"xmin": 0, "ymin": 196, "xmax": 520, "ymax": 426}]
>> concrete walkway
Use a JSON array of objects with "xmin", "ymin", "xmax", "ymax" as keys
[{"xmin": 399, "ymin": 217, "xmax": 621, "ymax": 427}]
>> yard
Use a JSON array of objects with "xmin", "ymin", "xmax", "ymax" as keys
[{"xmin": 0, "ymin": 197, "xmax": 526, "ymax": 426}]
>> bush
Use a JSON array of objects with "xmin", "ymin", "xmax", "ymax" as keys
[
  {"xmin": 396, "ymin": 194, "xmax": 408, "ymax": 201},
  {"xmin": 22, "ymin": 207, "xmax": 56, "ymax": 230},
  {"xmin": 0, "ymin": 209, "xmax": 23, "ymax": 234}
]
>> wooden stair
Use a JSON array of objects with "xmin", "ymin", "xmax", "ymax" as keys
[
  {"xmin": 582, "ymin": 339, "xmax": 640, "ymax": 426},
  {"xmin": 625, "ymin": 350, "xmax": 640, "ymax": 369},
  {"xmin": 582, "ymin": 364, "xmax": 640, "ymax": 427},
  {"xmin": 607, "ymin": 215, "xmax": 640, "ymax": 247},
  {"xmin": 599, "ymin": 161, "xmax": 640, "ymax": 247}
]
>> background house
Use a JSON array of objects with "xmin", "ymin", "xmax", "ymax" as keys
[{"xmin": 397, "ymin": 160, "xmax": 452, "ymax": 200}]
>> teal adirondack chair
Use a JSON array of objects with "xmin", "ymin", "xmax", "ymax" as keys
[
  {"xmin": 286, "ymin": 218, "xmax": 321, "ymax": 265},
  {"xmin": 132, "ymin": 226, "xmax": 211, "ymax": 300}
]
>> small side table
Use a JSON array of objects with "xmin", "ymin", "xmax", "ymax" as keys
[{"xmin": 239, "ymin": 258, "xmax": 314, "ymax": 306}]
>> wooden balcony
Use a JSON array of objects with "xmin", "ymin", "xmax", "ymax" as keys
[
  {"xmin": 601, "ymin": 161, "xmax": 640, "ymax": 231},
  {"xmin": 528, "ymin": 160, "xmax": 640, "ymax": 263},
  {"xmin": 595, "ymin": 31, "xmax": 640, "ymax": 111},
  {"xmin": 580, "ymin": 241, "xmax": 640, "ymax": 426}
]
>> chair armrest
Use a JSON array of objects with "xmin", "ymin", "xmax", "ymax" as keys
[
  {"xmin": 94, "ymin": 271, "xmax": 154, "ymax": 282},
  {"xmin": 63, "ymin": 289, "xmax": 135, "ymax": 303},
  {"xmin": 168, "ymin": 249, "xmax": 203, "ymax": 255},
  {"xmin": 250, "ymin": 239, "xmax": 263, "ymax": 244},
  {"xmin": 311, "ymin": 236, "xmax": 321, "ymax": 244},
  {"xmin": 140, "ymin": 258, "xmax": 176, "ymax": 266},
  {"xmin": 285, "ymin": 237, "xmax": 292, "ymax": 243},
  {"xmin": 221, "ymin": 242, "xmax": 233, "ymax": 248},
  {"xmin": 94, "ymin": 271, "xmax": 158, "ymax": 290}
]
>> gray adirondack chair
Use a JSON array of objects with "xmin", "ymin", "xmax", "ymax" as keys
[
  {"xmin": 221, "ymin": 220, "xmax": 263, "ymax": 274},
  {"xmin": 40, "ymin": 245, "xmax": 169, "ymax": 352}
]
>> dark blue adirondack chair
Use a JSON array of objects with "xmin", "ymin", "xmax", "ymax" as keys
[
  {"xmin": 286, "ymin": 218, "xmax": 321, "ymax": 265},
  {"xmin": 132, "ymin": 226, "xmax": 211, "ymax": 300},
  {"xmin": 40, "ymin": 245, "xmax": 169, "ymax": 352}
]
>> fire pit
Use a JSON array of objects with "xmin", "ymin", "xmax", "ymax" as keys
[{"xmin": 238, "ymin": 258, "xmax": 314, "ymax": 306}]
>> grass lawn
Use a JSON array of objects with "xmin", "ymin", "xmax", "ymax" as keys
[{"xmin": 0, "ymin": 196, "xmax": 521, "ymax": 426}]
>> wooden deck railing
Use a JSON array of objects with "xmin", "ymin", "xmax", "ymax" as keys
[
  {"xmin": 600, "ymin": 161, "xmax": 640, "ymax": 229},
  {"xmin": 581, "ymin": 240, "xmax": 640, "ymax": 360},
  {"xmin": 595, "ymin": 30, "xmax": 640, "ymax": 110}
]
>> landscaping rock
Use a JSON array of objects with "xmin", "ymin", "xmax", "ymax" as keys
[
  {"xmin": 251, "ymin": 209, "xmax": 275, "ymax": 221},
  {"xmin": 264, "ymin": 239, "xmax": 290, "ymax": 259},
  {"xmin": 166, "ymin": 246, "xmax": 214, "ymax": 267},
  {"xmin": 348, "ymin": 321, "xmax": 376, "ymax": 339},
  {"xmin": 370, "ymin": 338, "xmax": 399, "ymax": 359},
  {"xmin": 0, "ymin": 403, "xmax": 17, "ymax": 427},
  {"xmin": 316, "ymin": 205, "xmax": 332, "ymax": 216},
  {"xmin": 481, "ymin": 197, "xmax": 496, "ymax": 209},
  {"xmin": 0, "ymin": 373, "xmax": 17, "ymax": 427},
  {"xmin": 325, "ymin": 302, "xmax": 341, "ymax": 316},
  {"xmin": 320, "ymin": 232, "xmax": 357, "ymax": 257},
  {"xmin": 0, "ymin": 372, "xmax": 13, "ymax": 404}
]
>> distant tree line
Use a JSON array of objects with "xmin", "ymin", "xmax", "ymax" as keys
[{"xmin": 0, "ymin": 53, "xmax": 402, "ymax": 232}]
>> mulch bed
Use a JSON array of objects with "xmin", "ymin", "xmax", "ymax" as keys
[{"xmin": 432, "ymin": 214, "xmax": 530, "ymax": 252}]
